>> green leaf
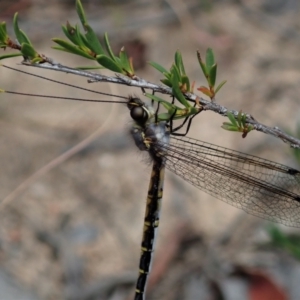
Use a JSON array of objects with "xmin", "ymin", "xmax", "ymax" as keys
[
  {"xmin": 160, "ymin": 78, "xmax": 172, "ymax": 87},
  {"xmin": 227, "ymin": 112, "xmax": 238, "ymax": 127},
  {"xmin": 52, "ymin": 46, "xmax": 74, "ymax": 53},
  {"xmin": 13, "ymin": 13, "xmax": 31, "ymax": 45},
  {"xmin": 84, "ymin": 24, "xmax": 105, "ymax": 55},
  {"xmin": 145, "ymin": 93, "xmax": 176, "ymax": 115},
  {"xmin": 237, "ymin": 111, "xmax": 243, "ymax": 127},
  {"xmin": 0, "ymin": 22, "xmax": 7, "ymax": 43},
  {"xmin": 145, "ymin": 93, "xmax": 172, "ymax": 107},
  {"xmin": 145, "ymin": 93, "xmax": 200, "ymax": 121},
  {"xmin": 209, "ymin": 63, "xmax": 217, "ymax": 87},
  {"xmin": 103, "ymin": 33, "xmax": 116, "ymax": 62},
  {"xmin": 19, "ymin": 29, "xmax": 32, "ymax": 46},
  {"xmin": 62, "ymin": 23, "xmax": 90, "ymax": 52},
  {"xmin": 170, "ymin": 64, "xmax": 181, "ymax": 83},
  {"xmin": 175, "ymin": 51, "xmax": 185, "ymax": 75},
  {"xmin": 96, "ymin": 54, "xmax": 123, "ymax": 73},
  {"xmin": 221, "ymin": 124, "xmax": 239, "ymax": 131},
  {"xmin": 215, "ymin": 80, "xmax": 227, "ymax": 94},
  {"xmin": 156, "ymin": 112, "xmax": 172, "ymax": 121},
  {"xmin": 0, "ymin": 53, "xmax": 23, "ymax": 60},
  {"xmin": 61, "ymin": 24, "xmax": 76, "ymax": 44},
  {"xmin": 197, "ymin": 50, "xmax": 208, "ymax": 76},
  {"xmin": 79, "ymin": 31, "xmax": 92, "ymax": 52},
  {"xmin": 62, "ymin": 22, "xmax": 81, "ymax": 46},
  {"xmin": 242, "ymin": 114, "xmax": 247, "ymax": 124},
  {"xmin": 148, "ymin": 61, "xmax": 168, "ymax": 74},
  {"xmin": 21, "ymin": 43, "xmax": 38, "ymax": 58},
  {"xmin": 164, "ymin": 72, "xmax": 172, "ymax": 82},
  {"xmin": 247, "ymin": 125, "xmax": 254, "ymax": 132},
  {"xmin": 205, "ymin": 48, "xmax": 215, "ymax": 73},
  {"xmin": 52, "ymin": 38, "xmax": 94, "ymax": 59},
  {"xmin": 171, "ymin": 74, "xmax": 190, "ymax": 107},
  {"xmin": 119, "ymin": 47, "xmax": 132, "ymax": 73},
  {"xmin": 0, "ymin": 22, "xmax": 6, "ymax": 35},
  {"xmin": 76, "ymin": 65, "xmax": 105, "ymax": 70},
  {"xmin": 76, "ymin": 0, "xmax": 87, "ymax": 26},
  {"xmin": 31, "ymin": 57, "xmax": 43, "ymax": 63},
  {"xmin": 74, "ymin": 24, "xmax": 89, "ymax": 50},
  {"xmin": 181, "ymin": 75, "xmax": 190, "ymax": 92}
]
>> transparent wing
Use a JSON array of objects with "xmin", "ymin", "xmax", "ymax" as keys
[{"xmin": 156, "ymin": 135, "xmax": 300, "ymax": 227}]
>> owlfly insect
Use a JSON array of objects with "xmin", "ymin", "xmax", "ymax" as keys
[{"xmin": 1, "ymin": 64, "xmax": 300, "ymax": 300}]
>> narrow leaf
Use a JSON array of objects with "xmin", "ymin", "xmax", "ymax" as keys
[
  {"xmin": 84, "ymin": 24, "xmax": 105, "ymax": 55},
  {"xmin": 79, "ymin": 31, "xmax": 92, "ymax": 51},
  {"xmin": 237, "ymin": 111, "xmax": 243, "ymax": 127},
  {"xmin": 103, "ymin": 33, "xmax": 116, "ymax": 61},
  {"xmin": 175, "ymin": 51, "xmax": 185, "ymax": 75},
  {"xmin": 52, "ymin": 46, "xmax": 74, "ymax": 53},
  {"xmin": 246, "ymin": 125, "xmax": 254, "ymax": 132},
  {"xmin": 76, "ymin": 0, "xmax": 87, "ymax": 26},
  {"xmin": 227, "ymin": 112, "xmax": 238, "ymax": 127},
  {"xmin": 0, "ymin": 53, "xmax": 23, "ymax": 60},
  {"xmin": 171, "ymin": 64, "xmax": 181, "ymax": 83},
  {"xmin": 145, "ymin": 93, "xmax": 177, "ymax": 118},
  {"xmin": 197, "ymin": 50, "xmax": 208, "ymax": 76},
  {"xmin": 222, "ymin": 122, "xmax": 233, "ymax": 127},
  {"xmin": 148, "ymin": 61, "xmax": 168, "ymax": 74},
  {"xmin": 160, "ymin": 78, "xmax": 172, "ymax": 87},
  {"xmin": 119, "ymin": 47, "xmax": 131, "ymax": 72},
  {"xmin": 181, "ymin": 75, "xmax": 190, "ymax": 92},
  {"xmin": 31, "ymin": 57, "xmax": 44, "ymax": 63},
  {"xmin": 205, "ymin": 48, "xmax": 215, "ymax": 73},
  {"xmin": 145, "ymin": 93, "xmax": 174, "ymax": 110},
  {"xmin": 156, "ymin": 112, "xmax": 172, "ymax": 121},
  {"xmin": 19, "ymin": 29, "xmax": 32, "ymax": 46},
  {"xmin": 62, "ymin": 22, "xmax": 80, "ymax": 45},
  {"xmin": 76, "ymin": 65, "xmax": 105, "ymax": 70},
  {"xmin": 96, "ymin": 55, "xmax": 123, "ymax": 73},
  {"xmin": 114, "ymin": 56, "xmax": 121, "ymax": 65},
  {"xmin": 241, "ymin": 114, "xmax": 247, "ymax": 125},
  {"xmin": 0, "ymin": 22, "xmax": 7, "ymax": 42},
  {"xmin": 13, "ymin": 13, "xmax": 31, "ymax": 45},
  {"xmin": 61, "ymin": 24, "xmax": 77, "ymax": 45},
  {"xmin": 215, "ymin": 80, "xmax": 227, "ymax": 94},
  {"xmin": 0, "ymin": 22, "xmax": 7, "ymax": 35},
  {"xmin": 74, "ymin": 24, "xmax": 89, "ymax": 50},
  {"xmin": 21, "ymin": 43, "xmax": 38, "ymax": 58},
  {"xmin": 221, "ymin": 124, "xmax": 239, "ymax": 131},
  {"xmin": 172, "ymin": 74, "xmax": 190, "ymax": 107},
  {"xmin": 209, "ymin": 63, "xmax": 217, "ymax": 87},
  {"xmin": 52, "ymin": 38, "xmax": 94, "ymax": 59}
]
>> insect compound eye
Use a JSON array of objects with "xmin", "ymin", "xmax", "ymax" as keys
[{"xmin": 130, "ymin": 106, "xmax": 148, "ymax": 124}]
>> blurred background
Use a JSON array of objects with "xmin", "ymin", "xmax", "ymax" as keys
[{"xmin": 1, "ymin": 0, "xmax": 300, "ymax": 299}]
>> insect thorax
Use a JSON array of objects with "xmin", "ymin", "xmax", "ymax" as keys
[{"xmin": 131, "ymin": 122, "xmax": 170, "ymax": 158}]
